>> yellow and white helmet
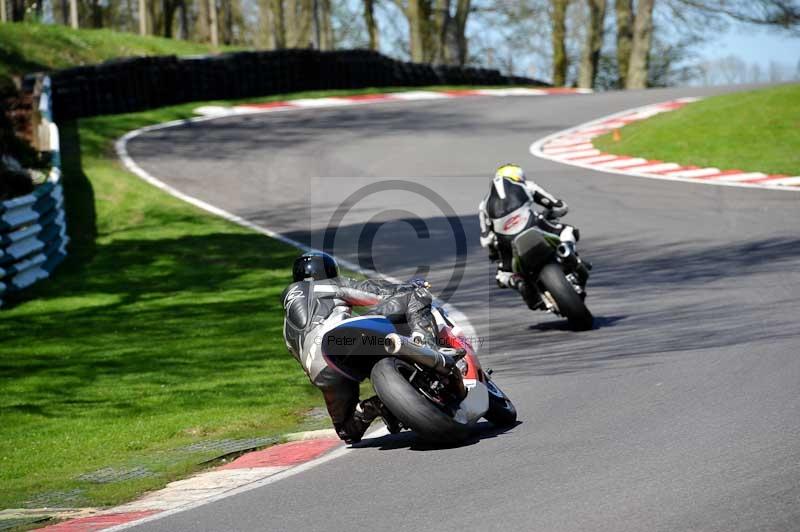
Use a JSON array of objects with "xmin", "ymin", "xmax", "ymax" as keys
[
  {"xmin": 495, "ymin": 164, "xmax": 526, "ymax": 183},
  {"xmin": 492, "ymin": 164, "xmax": 527, "ymax": 199}
]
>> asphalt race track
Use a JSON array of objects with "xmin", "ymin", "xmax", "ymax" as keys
[{"xmin": 126, "ymin": 86, "xmax": 800, "ymax": 532}]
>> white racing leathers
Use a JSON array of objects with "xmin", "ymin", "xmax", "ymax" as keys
[
  {"xmin": 478, "ymin": 177, "xmax": 577, "ymax": 284},
  {"xmin": 281, "ymin": 277, "xmax": 434, "ymax": 433}
]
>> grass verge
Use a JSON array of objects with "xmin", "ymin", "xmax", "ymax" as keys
[
  {"xmin": 593, "ymin": 84, "xmax": 800, "ymax": 176},
  {"xmin": 0, "ymin": 22, "xmax": 230, "ymax": 81},
  {"xmin": 0, "ymin": 85, "xmax": 505, "ymax": 511}
]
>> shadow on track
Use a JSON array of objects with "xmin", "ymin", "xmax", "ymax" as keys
[{"xmin": 354, "ymin": 421, "xmax": 522, "ymax": 452}]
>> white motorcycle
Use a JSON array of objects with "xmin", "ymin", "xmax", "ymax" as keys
[{"xmin": 321, "ymin": 305, "xmax": 516, "ymax": 443}]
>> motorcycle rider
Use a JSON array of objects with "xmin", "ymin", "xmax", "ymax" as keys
[
  {"xmin": 478, "ymin": 164, "xmax": 586, "ymax": 292},
  {"xmin": 281, "ymin": 251, "xmax": 437, "ymax": 444}
]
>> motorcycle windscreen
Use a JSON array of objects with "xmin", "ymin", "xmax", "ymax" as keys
[{"xmin": 320, "ymin": 316, "xmax": 396, "ymax": 382}]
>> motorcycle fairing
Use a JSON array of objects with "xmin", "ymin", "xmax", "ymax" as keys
[
  {"xmin": 453, "ymin": 379, "xmax": 489, "ymax": 425},
  {"xmin": 320, "ymin": 315, "xmax": 397, "ymax": 382},
  {"xmin": 492, "ymin": 205, "xmax": 532, "ymax": 237}
]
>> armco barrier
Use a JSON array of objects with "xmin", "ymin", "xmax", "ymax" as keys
[
  {"xmin": 0, "ymin": 76, "xmax": 68, "ymax": 307},
  {"xmin": 49, "ymin": 49, "xmax": 545, "ymax": 121}
]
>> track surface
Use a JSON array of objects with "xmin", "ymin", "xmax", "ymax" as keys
[{"xmin": 127, "ymin": 86, "xmax": 800, "ymax": 532}]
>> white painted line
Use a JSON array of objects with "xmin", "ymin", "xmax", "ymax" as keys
[
  {"xmin": 474, "ymin": 88, "xmax": 547, "ymax": 96},
  {"xmin": 596, "ymin": 157, "xmax": 649, "ymax": 169},
  {"xmin": 666, "ymin": 168, "xmax": 721, "ymax": 178},
  {"xmin": 389, "ymin": 91, "xmax": 451, "ymax": 100},
  {"xmin": 767, "ymin": 176, "xmax": 800, "ymax": 186},
  {"xmin": 542, "ymin": 143, "xmax": 594, "ymax": 155},
  {"xmin": 545, "ymin": 136, "xmax": 594, "ymax": 146},
  {"xmin": 710, "ymin": 172, "xmax": 767, "ymax": 182},
  {"xmin": 628, "ymin": 162, "xmax": 682, "ymax": 173},
  {"xmin": 572, "ymin": 154, "xmax": 619, "ymax": 164},
  {"xmin": 286, "ymin": 97, "xmax": 356, "ymax": 108},
  {"xmin": 557, "ymin": 149, "xmax": 601, "ymax": 159},
  {"xmin": 194, "ymin": 105, "xmax": 233, "ymax": 116},
  {"xmin": 544, "ymin": 139, "xmax": 592, "ymax": 148},
  {"xmin": 572, "ymin": 127, "xmax": 609, "ymax": 136},
  {"xmin": 596, "ymin": 120, "xmax": 628, "ymax": 129}
]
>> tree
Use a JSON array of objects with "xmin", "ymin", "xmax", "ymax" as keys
[
  {"xmin": 10, "ymin": 0, "xmax": 23, "ymax": 21},
  {"xmin": 626, "ymin": 0, "xmax": 655, "ymax": 88},
  {"xmin": 261, "ymin": 0, "xmax": 286, "ymax": 49},
  {"xmin": 285, "ymin": 0, "xmax": 314, "ymax": 48},
  {"xmin": 676, "ymin": 1, "xmax": 800, "ymax": 33},
  {"xmin": 363, "ymin": 0, "xmax": 379, "ymax": 50},
  {"xmin": 317, "ymin": 0, "xmax": 334, "ymax": 50},
  {"xmin": 614, "ymin": 0, "xmax": 633, "ymax": 87},
  {"xmin": 551, "ymin": 0, "xmax": 570, "ymax": 85},
  {"xmin": 578, "ymin": 0, "xmax": 606, "ymax": 88}
]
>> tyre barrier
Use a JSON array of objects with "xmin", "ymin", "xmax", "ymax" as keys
[
  {"xmin": 48, "ymin": 49, "xmax": 546, "ymax": 121},
  {"xmin": 1, "ymin": 76, "xmax": 67, "ymax": 307}
]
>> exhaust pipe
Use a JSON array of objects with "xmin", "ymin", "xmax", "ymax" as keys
[
  {"xmin": 556, "ymin": 242, "xmax": 578, "ymax": 268},
  {"xmin": 384, "ymin": 333, "xmax": 455, "ymax": 376}
]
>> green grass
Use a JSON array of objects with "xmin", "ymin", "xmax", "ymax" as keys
[
  {"xmin": 0, "ymin": 22, "xmax": 229, "ymax": 80},
  {"xmin": 0, "ymin": 84, "xmax": 510, "ymax": 511},
  {"xmin": 594, "ymin": 84, "xmax": 800, "ymax": 176},
  {"xmin": 0, "ymin": 101, "xmax": 323, "ymax": 510}
]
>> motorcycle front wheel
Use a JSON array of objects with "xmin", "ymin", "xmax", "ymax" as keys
[
  {"xmin": 371, "ymin": 358, "xmax": 470, "ymax": 443},
  {"xmin": 484, "ymin": 379, "xmax": 517, "ymax": 427},
  {"xmin": 538, "ymin": 262, "xmax": 594, "ymax": 330}
]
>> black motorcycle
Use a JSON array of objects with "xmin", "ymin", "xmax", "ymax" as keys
[{"xmin": 511, "ymin": 226, "xmax": 593, "ymax": 330}]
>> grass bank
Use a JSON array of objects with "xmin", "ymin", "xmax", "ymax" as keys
[
  {"xmin": 593, "ymin": 84, "xmax": 800, "ymax": 176},
  {"xmin": 0, "ymin": 99, "xmax": 323, "ymax": 511},
  {"xmin": 0, "ymin": 22, "xmax": 227, "ymax": 81}
]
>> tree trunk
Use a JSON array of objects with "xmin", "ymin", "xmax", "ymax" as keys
[
  {"xmin": 363, "ymin": 0, "xmax": 379, "ymax": 51},
  {"xmin": 163, "ymin": 0, "xmax": 177, "ymax": 38},
  {"xmin": 578, "ymin": 0, "xmax": 606, "ymax": 88},
  {"xmin": 431, "ymin": 0, "xmax": 451, "ymax": 64},
  {"xmin": 208, "ymin": 0, "xmax": 219, "ymax": 47},
  {"xmin": 177, "ymin": 0, "xmax": 188, "ymax": 39},
  {"xmin": 10, "ymin": 0, "xmax": 23, "ymax": 21},
  {"xmin": 550, "ymin": 0, "xmax": 570, "ymax": 86},
  {"xmin": 453, "ymin": 0, "xmax": 470, "ymax": 66},
  {"xmin": 407, "ymin": 0, "xmax": 433, "ymax": 62},
  {"xmin": 139, "ymin": 0, "xmax": 147, "ymax": 34},
  {"xmin": 261, "ymin": 0, "xmax": 286, "ymax": 49},
  {"xmin": 286, "ymin": 0, "xmax": 313, "ymax": 48},
  {"xmin": 615, "ymin": 0, "xmax": 633, "ymax": 88},
  {"xmin": 91, "ymin": 0, "xmax": 103, "ymax": 27},
  {"xmin": 626, "ymin": 0, "xmax": 655, "ymax": 89},
  {"xmin": 318, "ymin": 0, "xmax": 333, "ymax": 50},
  {"xmin": 34, "ymin": 0, "xmax": 42, "ymax": 19},
  {"xmin": 70, "ymin": 0, "xmax": 78, "ymax": 28}
]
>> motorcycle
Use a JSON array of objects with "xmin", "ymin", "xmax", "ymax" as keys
[
  {"xmin": 509, "ymin": 218, "xmax": 594, "ymax": 330},
  {"xmin": 320, "ymin": 305, "xmax": 517, "ymax": 443}
]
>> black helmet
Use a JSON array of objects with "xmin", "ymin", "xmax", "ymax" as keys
[{"xmin": 292, "ymin": 252, "xmax": 339, "ymax": 282}]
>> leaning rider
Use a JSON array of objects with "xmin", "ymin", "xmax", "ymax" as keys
[
  {"xmin": 281, "ymin": 252, "xmax": 436, "ymax": 444},
  {"xmin": 478, "ymin": 164, "xmax": 586, "ymax": 290}
]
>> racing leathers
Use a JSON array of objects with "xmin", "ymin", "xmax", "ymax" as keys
[
  {"xmin": 478, "ymin": 178, "xmax": 578, "ymax": 288},
  {"xmin": 281, "ymin": 277, "xmax": 435, "ymax": 443}
]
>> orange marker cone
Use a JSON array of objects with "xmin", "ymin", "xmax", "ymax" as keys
[{"xmin": 612, "ymin": 128, "xmax": 621, "ymax": 142}]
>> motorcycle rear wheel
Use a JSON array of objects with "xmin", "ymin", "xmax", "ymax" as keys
[
  {"xmin": 371, "ymin": 358, "xmax": 470, "ymax": 443},
  {"xmin": 538, "ymin": 262, "xmax": 594, "ymax": 330}
]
